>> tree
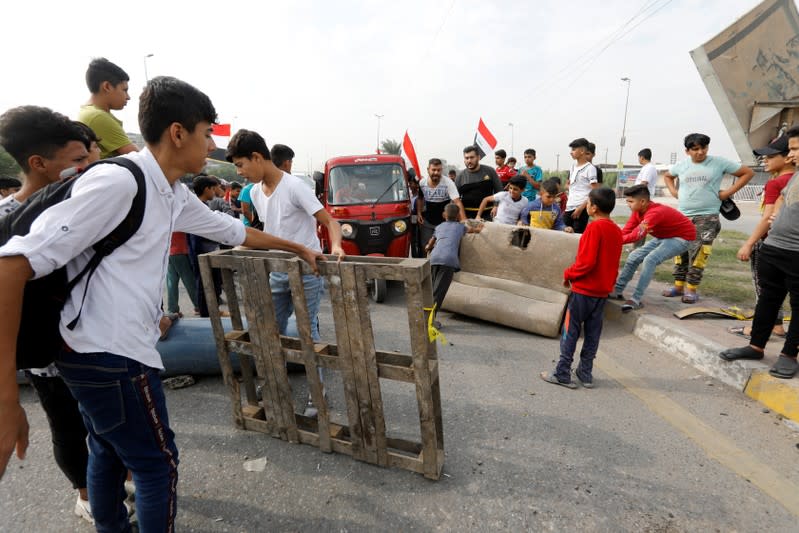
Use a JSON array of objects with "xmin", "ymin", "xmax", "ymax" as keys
[
  {"xmin": 380, "ymin": 138, "xmax": 401, "ymax": 155},
  {"xmin": 0, "ymin": 147, "xmax": 21, "ymax": 177}
]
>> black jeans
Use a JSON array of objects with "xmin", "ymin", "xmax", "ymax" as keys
[
  {"xmin": 431, "ymin": 265, "xmax": 456, "ymax": 316},
  {"xmin": 27, "ymin": 373, "xmax": 89, "ymax": 490},
  {"xmin": 750, "ymin": 244, "xmax": 799, "ymax": 357},
  {"xmin": 555, "ymin": 293, "xmax": 606, "ymax": 383},
  {"xmin": 563, "ymin": 208, "xmax": 589, "ymax": 234}
]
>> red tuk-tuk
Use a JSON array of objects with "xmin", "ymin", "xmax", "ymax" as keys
[{"xmin": 315, "ymin": 155, "xmax": 412, "ymax": 302}]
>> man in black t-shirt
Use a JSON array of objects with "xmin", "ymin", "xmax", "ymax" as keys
[{"xmin": 455, "ymin": 145, "xmax": 503, "ymax": 219}]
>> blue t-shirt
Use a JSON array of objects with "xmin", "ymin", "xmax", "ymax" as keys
[
  {"xmin": 669, "ymin": 156, "xmax": 740, "ymax": 216},
  {"xmin": 518, "ymin": 198, "xmax": 565, "ymax": 230},
  {"xmin": 430, "ymin": 221, "xmax": 467, "ymax": 270},
  {"xmin": 518, "ymin": 165, "xmax": 543, "ymax": 201},
  {"xmin": 239, "ymin": 183, "xmax": 254, "ymax": 226}
]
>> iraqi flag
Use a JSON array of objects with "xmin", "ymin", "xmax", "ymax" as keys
[
  {"xmin": 211, "ymin": 123, "xmax": 231, "ymax": 137},
  {"xmin": 473, "ymin": 118, "xmax": 497, "ymax": 160},
  {"xmin": 401, "ymin": 130, "xmax": 422, "ymax": 181}
]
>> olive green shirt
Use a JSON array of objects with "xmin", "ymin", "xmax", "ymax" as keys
[{"xmin": 78, "ymin": 104, "xmax": 133, "ymax": 159}]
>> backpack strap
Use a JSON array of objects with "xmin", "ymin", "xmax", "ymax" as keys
[{"xmin": 65, "ymin": 157, "xmax": 147, "ymax": 330}]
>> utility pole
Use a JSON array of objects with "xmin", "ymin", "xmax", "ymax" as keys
[
  {"xmin": 374, "ymin": 113, "xmax": 384, "ymax": 154},
  {"xmin": 508, "ymin": 122, "xmax": 515, "ymax": 157},
  {"xmin": 556, "ymin": 153, "xmax": 560, "ymax": 172},
  {"xmin": 618, "ymin": 77, "xmax": 631, "ymax": 169},
  {"xmin": 143, "ymin": 53, "xmax": 154, "ymax": 83}
]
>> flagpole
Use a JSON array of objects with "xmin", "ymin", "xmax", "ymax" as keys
[{"xmin": 374, "ymin": 113, "xmax": 384, "ymax": 154}]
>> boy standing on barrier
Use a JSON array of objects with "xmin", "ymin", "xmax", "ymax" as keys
[
  {"xmin": 0, "ymin": 77, "xmax": 323, "ymax": 532},
  {"xmin": 563, "ymin": 138, "xmax": 600, "ymax": 234},
  {"xmin": 541, "ymin": 188, "xmax": 622, "ymax": 389},
  {"xmin": 661, "ymin": 133, "xmax": 753, "ymax": 304},
  {"xmin": 424, "ymin": 203, "xmax": 483, "ymax": 328},
  {"xmin": 610, "ymin": 184, "xmax": 696, "ymax": 312},
  {"xmin": 720, "ymin": 127, "xmax": 799, "ymax": 380},
  {"xmin": 226, "ymin": 129, "xmax": 345, "ymax": 416}
]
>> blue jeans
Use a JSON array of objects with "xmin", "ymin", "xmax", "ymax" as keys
[
  {"xmin": 269, "ymin": 272, "xmax": 325, "ymax": 342},
  {"xmin": 166, "ymin": 254, "xmax": 198, "ymax": 313},
  {"xmin": 56, "ymin": 351, "xmax": 178, "ymax": 533},
  {"xmin": 614, "ymin": 237, "xmax": 690, "ymax": 302}
]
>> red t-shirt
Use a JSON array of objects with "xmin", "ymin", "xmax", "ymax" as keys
[
  {"xmin": 564, "ymin": 218, "xmax": 623, "ymax": 298},
  {"xmin": 763, "ymin": 172, "xmax": 794, "ymax": 205},
  {"xmin": 170, "ymin": 232, "xmax": 189, "ymax": 256},
  {"xmin": 620, "ymin": 202, "xmax": 696, "ymax": 244},
  {"xmin": 496, "ymin": 165, "xmax": 518, "ymax": 184}
]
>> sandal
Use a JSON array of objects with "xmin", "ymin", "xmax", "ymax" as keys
[
  {"xmin": 662, "ymin": 287, "xmax": 684, "ymax": 297},
  {"xmin": 769, "ymin": 355, "xmax": 799, "ymax": 379},
  {"xmin": 727, "ymin": 326, "xmax": 751, "ymax": 339},
  {"xmin": 681, "ymin": 291, "xmax": 698, "ymax": 304},
  {"xmin": 539, "ymin": 371, "xmax": 577, "ymax": 389},
  {"xmin": 719, "ymin": 345, "xmax": 764, "ymax": 361}
]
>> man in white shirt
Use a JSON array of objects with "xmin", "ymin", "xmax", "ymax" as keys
[
  {"xmin": 0, "ymin": 77, "xmax": 322, "ymax": 532},
  {"xmin": 635, "ymin": 148, "xmax": 658, "ymax": 198},
  {"xmin": 564, "ymin": 138, "xmax": 600, "ymax": 233},
  {"xmin": 419, "ymin": 158, "xmax": 464, "ymax": 244}
]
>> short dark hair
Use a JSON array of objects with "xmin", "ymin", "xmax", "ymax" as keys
[
  {"xmin": 226, "ymin": 129, "xmax": 270, "ymax": 161},
  {"xmin": 138, "ymin": 76, "xmax": 217, "ymax": 145},
  {"xmin": 270, "ymin": 144, "xmax": 295, "ymax": 168},
  {"xmin": 507, "ymin": 157, "xmax": 517, "ymax": 164},
  {"xmin": 786, "ymin": 126, "xmax": 799, "ymax": 140},
  {"xmin": 638, "ymin": 148, "xmax": 652, "ymax": 160},
  {"xmin": 448, "ymin": 169, "xmax": 456, "ymax": 176},
  {"xmin": 684, "ymin": 133, "xmax": 710, "ymax": 149},
  {"xmin": 588, "ymin": 187, "xmax": 615, "ymax": 215},
  {"xmin": 550, "ymin": 176, "xmax": 562, "ymax": 185},
  {"xmin": 495, "ymin": 149, "xmax": 507, "ymax": 159},
  {"xmin": 508, "ymin": 176, "xmax": 527, "ymax": 189},
  {"xmin": 541, "ymin": 178, "xmax": 559, "ymax": 195},
  {"xmin": 463, "ymin": 145, "xmax": 479, "ymax": 155},
  {"xmin": 230, "ymin": 181, "xmax": 242, "ymax": 190},
  {"xmin": 0, "ymin": 176, "xmax": 21, "ymax": 189},
  {"xmin": 193, "ymin": 174, "xmax": 219, "ymax": 196},
  {"xmin": 86, "ymin": 57, "xmax": 129, "ymax": 93},
  {"xmin": 569, "ymin": 138, "xmax": 590, "ymax": 150},
  {"xmin": 586, "ymin": 142, "xmax": 596, "ymax": 155},
  {"xmin": 523, "ymin": 148, "xmax": 536, "ymax": 157},
  {"xmin": 444, "ymin": 203, "xmax": 460, "ymax": 219},
  {"xmin": 428, "ymin": 158, "xmax": 442, "ymax": 166},
  {"xmin": 0, "ymin": 106, "xmax": 86, "ymax": 172},
  {"xmin": 623, "ymin": 183, "xmax": 651, "ymax": 199},
  {"xmin": 74, "ymin": 121, "xmax": 99, "ymax": 150}
]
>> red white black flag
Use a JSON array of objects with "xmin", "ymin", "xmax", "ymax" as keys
[
  {"xmin": 473, "ymin": 118, "xmax": 497, "ymax": 159},
  {"xmin": 401, "ymin": 130, "xmax": 422, "ymax": 181}
]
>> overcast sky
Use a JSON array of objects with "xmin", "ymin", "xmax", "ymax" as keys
[{"xmin": 0, "ymin": 0, "xmax": 766, "ymax": 172}]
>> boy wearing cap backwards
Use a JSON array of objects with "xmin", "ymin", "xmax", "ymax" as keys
[
  {"xmin": 662, "ymin": 133, "xmax": 753, "ymax": 303},
  {"xmin": 720, "ymin": 127, "xmax": 799, "ymax": 380},
  {"xmin": 729, "ymin": 135, "xmax": 795, "ymax": 339},
  {"xmin": 541, "ymin": 188, "xmax": 622, "ymax": 389},
  {"xmin": 610, "ymin": 184, "xmax": 695, "ymax": 312}
]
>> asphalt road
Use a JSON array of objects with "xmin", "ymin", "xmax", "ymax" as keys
[{"xmin": 3, "ymin": 279, "xmax": 799, "ymax": 532}]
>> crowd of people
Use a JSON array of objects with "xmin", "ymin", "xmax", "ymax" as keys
[{"xmin": 0, "ymin": 54, "xmax": 798, "ymax": 533}]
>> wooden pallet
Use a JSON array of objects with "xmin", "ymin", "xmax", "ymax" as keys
[{"xmin": 198, "ymin": 250, "xmax": 444, "ymax": 480}]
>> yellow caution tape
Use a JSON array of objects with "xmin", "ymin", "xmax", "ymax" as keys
[{"xmin": 423, "ymin": 304, "xmax": 447, "ymax": 345}]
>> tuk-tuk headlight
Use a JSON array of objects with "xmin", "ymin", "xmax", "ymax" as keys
[
  {"xmin": 340, "ymin": 223, "xmax": 354, "ymax": 238},
  {"xmin": 392, "ymin": 220, "xmax": 408, "ymax": 234}
]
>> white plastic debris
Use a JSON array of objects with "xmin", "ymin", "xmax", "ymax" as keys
[{"xmin": 243, "ymin": 457, "xmax": 268, "ymax": 472}]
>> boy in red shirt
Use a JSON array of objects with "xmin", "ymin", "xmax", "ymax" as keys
[
  {"xmin": 541, "ymin": 188, "xmax": 622, "ymax": 389},
  {"xmin": 611, "ymin": 184, "xmax": 696, "ymax": 312}
]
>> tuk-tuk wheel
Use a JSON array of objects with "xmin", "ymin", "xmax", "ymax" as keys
[{"xmin": 370, "ymin": 278, "xmax": 387, "ymax": 303}]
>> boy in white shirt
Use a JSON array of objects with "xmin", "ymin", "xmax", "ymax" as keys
[
  {"xmin": 564, "ymin": 138, "xmax": 600, "ymax": 233},
  {"xmin": 635, "ymin": 148, "xmax": 658, "ymax": 198},
  {"xmin": 0, "ymin": 77, "xmax": 322, "ymax": 531},
  {"xmin": 476, "ymin": 176, "xmax": 528, "ymax": 224}
]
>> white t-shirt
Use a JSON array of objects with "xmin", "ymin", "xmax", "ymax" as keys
[
  {"xmin": 0, "ymin": 194, "xmax": 21, "ymax": 216},
  {"xmin": 635, "ymin": 162, "xmax": 658, "ymax": 197},
  {"xmin": 420, "ymin": 176, "xmax": 460, "ymax": 203},
  {"xmin": 492, "ymin": 191, "xmax": 528, "ymax": 225},
  {"xmin": 250, "ymin": 172, "xmax": 324, "ymax": 252},
  {"xmin": 566, "ymin": 162, "xmax": 598, "ymax": 210}
]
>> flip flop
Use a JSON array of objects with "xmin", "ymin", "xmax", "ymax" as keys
[
  {"xmin": 727, "ymin": 326, "xmax": 751, "ymax": 339},
  {"xmin": 719, "ymin": 345, "xmax": 764, "ymax": 361},
  {"xmin": 539, "ymin": 371, "xmax": 577, "ymax": 389},
  {"xmin": 681, "ymin": 292, "xmax": 698, "ymax": 304},
  {"xmin": 662, "ymin": 287, "xmax": 684, "ymax": 297},
  {"xmin": 769, "ymin": 355, "xmax": 799, "ymax": 379}
]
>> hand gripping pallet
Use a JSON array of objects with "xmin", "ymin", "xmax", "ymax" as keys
[{"xmin": 198, "ymin": 250, "xmax": 444, "ymax": 479}]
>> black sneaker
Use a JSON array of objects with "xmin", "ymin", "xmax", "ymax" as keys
[{"xmin": 621, "ymin": 300, "xmax": 643, "ymax": 313}]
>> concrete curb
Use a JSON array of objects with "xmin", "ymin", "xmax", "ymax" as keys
[{"xmin": 606, "ymin": 304, "xmax": 799, "ymax": 423}]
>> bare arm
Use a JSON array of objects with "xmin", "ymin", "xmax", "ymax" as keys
[
  {"xmin": 737, "ymin": 203, "xmax": 777, "ymax": 261},
  {"xmin": 314, "ymin": 209, "xmax": 345, "ymax": 260},
  {"xmin": 242, "ymin": 227, "xmax": 324, "ymax": 274},
  {"xmin": 0, "ymin": 256, "xmax": 32, "ymax": 479},
  {"xmin": 115, "ymin": 143, "xmax": 139, "ymax": 155},
  {"xmin": 453, "ymin": 198, "xmax": 466, "ymax": 221},
  {"xmin": 241, "ymin": 202, "xmax": 254, "ymax": 223},
  {"xmin": 424, "ymin": 236, "xmax": 436, "ymax": 253},
  {"xmin": 719, "ymin": 166, "xmax": 755, "ymax": 201},
  {"xmin": 475, "ymin": 195, "xmax": 493, "ymax": 219},
  {"xmin": 663, "ymin": 172, "xmax": 679, "ymax": 198}
]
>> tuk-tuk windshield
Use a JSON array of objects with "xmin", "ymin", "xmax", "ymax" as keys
[{"xmin": 328, "ymin": 164, "xmax": 408, "ymax": 205}]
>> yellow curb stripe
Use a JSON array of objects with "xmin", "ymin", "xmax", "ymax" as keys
[
  {"xmin": 744, "ymin": 371, "xmax": 799, "ymax": 422},
  {"xmin": 596, "ymin": 354, "xmax": 799, "ymax": 518}
]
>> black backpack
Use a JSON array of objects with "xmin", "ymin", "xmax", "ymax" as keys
[{"xmin": 0, "ymin": 157, "xmax": 146, "ymax": 370}]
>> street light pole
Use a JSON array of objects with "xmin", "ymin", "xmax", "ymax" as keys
[
  {"xmin": 144, "ymin": 53, "xmax": 154, "ymax": 83},
  {"xmin": 374, "ymin": 113, "xmax": 384, "ymax": 154},
  {"xmin": 508, "ymin": 122, "xmax": 514, "ymax": 157},
  {"xmin": 618, "ymin": 77, "xmax": 631, "ymax": 169},
  {"xmin": 556, "ymin": 153, "xmax": 560, "ymax": 172}
]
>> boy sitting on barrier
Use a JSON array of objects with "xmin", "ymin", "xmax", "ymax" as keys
[
  {"xmin": 540, "ymin": 188, "xmax": 622, "ymax": 389},
  {"xmin": 611, "ymin": 184, "xmax": 696, "ymax": 312},
  {"xmin": 424, "ymin": 203, "xmax": 483, "ymax": 328},
  {"xmin": 516, "ymin": 178, "xmax": 572, "ymax": 232},
  {"xmin": 475, "ymin": 175, "xmax": 528, "ymax": 225}
]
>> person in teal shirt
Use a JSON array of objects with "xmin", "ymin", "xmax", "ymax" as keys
[
  {"xmin": 239, "ymin": 182, "xmax": 254, "ymax": 226},
  {"xmin": 662, "ymin": 133, "xmax": 754, "ymax": 303},
  {"xmin": 518, "ymin": 148, "xmax": 543, "ymax": 201}
]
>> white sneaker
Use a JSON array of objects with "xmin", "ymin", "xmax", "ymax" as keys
[{"xmin": 74, "ymin": 496, "xmax": 94, "ymax": 525}]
